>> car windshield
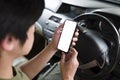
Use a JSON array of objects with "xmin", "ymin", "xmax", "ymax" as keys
[{"xmin": 98, "ymin": 0, "xmax": 120, "ymax": 5}]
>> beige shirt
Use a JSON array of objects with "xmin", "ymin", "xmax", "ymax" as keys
[{"xmin": 0, "ymin": 67, "xmax": 30, "ymax": 80}]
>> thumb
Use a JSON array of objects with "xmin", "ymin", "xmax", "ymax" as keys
[
  {"xmin": 61, "ymin": 52, "xmax": 65, "ymax": 63},
  {"xmin": 70, "ymin": 48, "xmax": 78, "ymax": 58}
]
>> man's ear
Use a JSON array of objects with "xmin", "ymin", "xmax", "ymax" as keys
[{"xmin": 1, "ymin": 35, "xmax": 15, "ymax": 51}]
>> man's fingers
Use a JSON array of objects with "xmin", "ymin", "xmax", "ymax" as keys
[
  {"xmin": 74, "ymin": 29, "xmax": 79, "ymax": 37},
  {"xmin": 56, "ymin": 24, "xmax": 64, "ymax": 33},
  {"xmin": 69, "ymin": 48, "xmax": 78, "ymax": 58}
]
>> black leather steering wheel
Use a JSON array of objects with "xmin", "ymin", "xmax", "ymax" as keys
[{"xmin": 74, "ymin": 13, "xmax": 120, "ymax": 80}]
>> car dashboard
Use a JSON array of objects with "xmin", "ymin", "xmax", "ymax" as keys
[
  {"xmin": 35, "ymin": 0, "xmax": 120, "ymax": 80},
  {"xmin": 37, "ymin": 0, "xmax": 120, "ymax": 39}
]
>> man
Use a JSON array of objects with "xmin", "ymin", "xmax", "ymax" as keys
[{"xmin": 0, "ymin": 0, "xmax": 79, "ymax": 80}]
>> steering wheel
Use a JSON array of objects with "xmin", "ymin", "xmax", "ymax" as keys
[{"xmin": 74, "ymin": 13, "xmax": 120, "ymax": 80}]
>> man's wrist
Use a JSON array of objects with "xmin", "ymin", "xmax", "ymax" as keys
[
  {"xmin": 63, "ymin": 78, "xmax": 74, "ymax": 80},
  {"xmin": 62, "ymin": 76, "xmax": 74, "ymax": 80},
  {"xmin": 47, "ymin": 42, "xmax": 58, "ymax": 52}
]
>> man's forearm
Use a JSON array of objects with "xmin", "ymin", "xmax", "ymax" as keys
[{"xmin": 20, "ymin": 43, "xmax": 58, "ymax": 79}]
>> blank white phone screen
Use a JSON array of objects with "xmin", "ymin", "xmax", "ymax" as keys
[{"xmin": 57, "ymin": 20, "xmax": 77, "ymax": 52}]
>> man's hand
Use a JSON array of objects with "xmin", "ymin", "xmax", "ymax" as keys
[
  {"xmin": 60, "ymin": 48, "xmax": 79, "ymax": 80},
  {"xmin": 50, "ymin": 23, "xmax": 79, "ymax": 51}
]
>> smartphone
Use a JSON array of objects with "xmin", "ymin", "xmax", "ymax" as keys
[{"xmin": 57, "ymin": 20, "xmax": 77, "ymax": 53}]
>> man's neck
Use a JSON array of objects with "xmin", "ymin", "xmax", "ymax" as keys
[{"xmin": 0, "ymin": 55, "xmax": 14, "ymax": 79}]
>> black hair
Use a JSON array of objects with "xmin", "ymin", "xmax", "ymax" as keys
[{"xmin": 0, "ymin": 0, "xmax": 44, "ymax": 44}]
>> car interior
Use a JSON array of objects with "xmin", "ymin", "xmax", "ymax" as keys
[{"xmin": 13, "ymin": 0, "xmax": 120, "ymax": 80}]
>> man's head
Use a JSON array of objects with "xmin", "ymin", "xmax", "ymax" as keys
[{"xmin": 0, "ymin": 0, "xmax": 44, "ymax": 44}]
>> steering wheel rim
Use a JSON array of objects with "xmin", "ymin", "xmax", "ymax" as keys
[{"xmin": 74, "ymin": 13, "xmax": 120, "ymax": 80}]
